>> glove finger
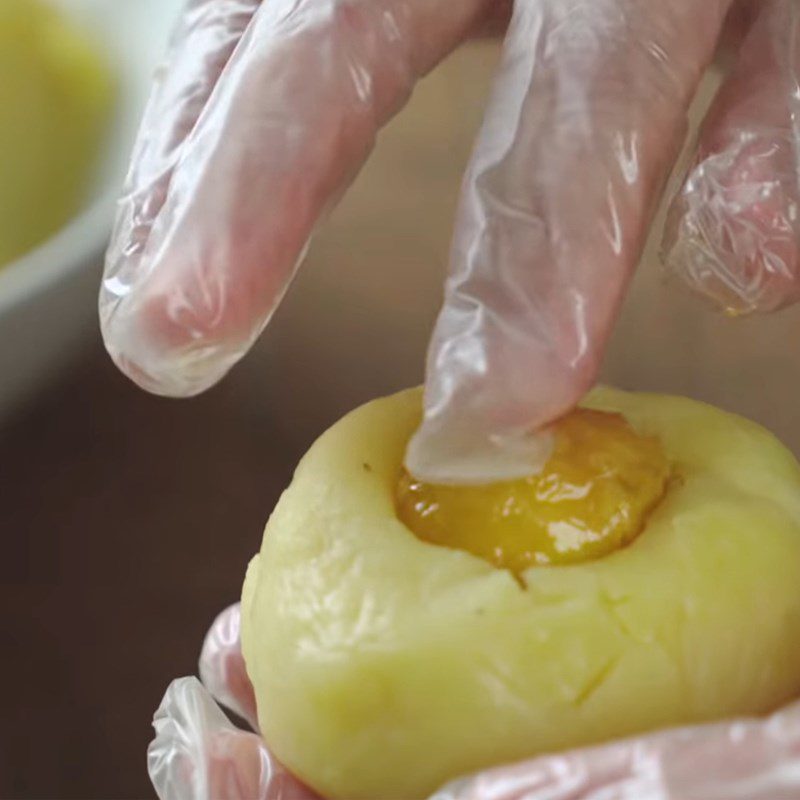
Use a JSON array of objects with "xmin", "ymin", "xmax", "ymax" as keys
[
  {"xmin": 662, "ymin": 0, "xmax": 800, "ymax": 315},
  {"xmin": 432, "ymin": 699, "xmax": 800, "ymax": 800},
  {"xmin": 106, "ymin": 0, "xmax": 260, "ymax": 297},
  {"xmin": 100, "ymin": 0, "xmax": 497, "ymax": 398},
  {"xmin": 199, "ymin": 603, "xmax": 259, "ymax": 732},
  {"xmin": 148, "ymin": 677, "xmax": 320, "ymax": 800},
  {"xmin": 407, "ymin": 0, "xmax": 734, "ymax": 484}
]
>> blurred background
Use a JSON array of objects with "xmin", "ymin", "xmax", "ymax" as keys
[{"xmin": 3, "ymin": 2, "xmax": 800, "ymax": 798}]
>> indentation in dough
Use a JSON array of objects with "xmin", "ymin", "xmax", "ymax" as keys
[{"xmin": 573, "ymin": 656, "xmax": 621, "ymax": 708}]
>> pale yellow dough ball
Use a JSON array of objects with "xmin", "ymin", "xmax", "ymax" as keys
[{"xmin": 241, "ymin": 387, "xmax": 800, "ymax": 800}]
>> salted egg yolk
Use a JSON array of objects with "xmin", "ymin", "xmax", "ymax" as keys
[{"xmin": 397, "ymin": 409, "xmax": 670, "ymax": 574}]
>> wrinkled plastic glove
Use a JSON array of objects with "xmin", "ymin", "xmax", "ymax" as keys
[
  {"xmin": 102, "ymin": 0, "xmax": 800, "ymax": 484},
  {"xmin": 149, "ymin": 603, "xmax": 800, "ymax": 800},
  {"xmin": 148, "ymin": 605, "xmax": 322, "ymax": 800}
]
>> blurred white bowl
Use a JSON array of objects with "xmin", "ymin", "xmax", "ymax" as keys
[{"xmin": 0, "ymin": 0, "xmax": 183, "ymax": 424}]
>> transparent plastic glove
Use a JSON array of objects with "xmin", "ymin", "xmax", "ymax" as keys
[
  {"xmin": 434, "ymin": 705, "xmax": 800, "ymax": 800},
  {"xmin": 102, "ymin": 0, "xmax": 800, "ymax": 485},
  {"xmin": 148, "ymin": 605, "xmax": 321, "ymax": 800},
  {"xmin": 662, "ymin": 1, "xmax": 800, "ymax": 316},
  {"xmin": 149, "ymin": 604, "xmax": 800, "ymax": 800},
  {"xmin": 101, "ymin": 0, "xmax": 502, "ymax": 397}
]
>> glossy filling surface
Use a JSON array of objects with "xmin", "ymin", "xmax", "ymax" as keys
[{"xmin": 397, "ymin": 409, "xmax": 670, "ymax": 573}]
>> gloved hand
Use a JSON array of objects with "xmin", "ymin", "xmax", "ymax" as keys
[
  {"xmin": 101, "ymin": 0, "xmax": 800, "ymax": 484},
  {"xmin": 148, "ymin": 604, "xmax": 800, "ymax": 800},
  {"xmin": 147, "ymin": 605, "xmax": 321, "ymax": 800}
]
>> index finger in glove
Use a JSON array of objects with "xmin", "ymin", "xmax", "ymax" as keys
[
  {"xmin": 407, "ymin": 0, "xmax": 735, "ymax": 484},
  {"xmin": 101, "ymin": 0, "xmax": 499, "ymax": 397}
]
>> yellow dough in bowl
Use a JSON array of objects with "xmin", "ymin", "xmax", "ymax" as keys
[
  {"xmin": 0, "ymin": 0, "xmax": 114, "ymax": 267},
  {"xmin": 241, "ymin": 387, "xmax": 800, "ymax": 800}
]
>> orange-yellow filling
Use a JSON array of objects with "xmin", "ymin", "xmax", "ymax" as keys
[{"xmin": 397, "ymin": 409, "xmax": 670, "ymax": 574}]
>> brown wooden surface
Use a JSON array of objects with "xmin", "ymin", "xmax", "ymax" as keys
[{"xmin": 0, "ymin": 341, "xmax": 301, "ymax": 799}]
